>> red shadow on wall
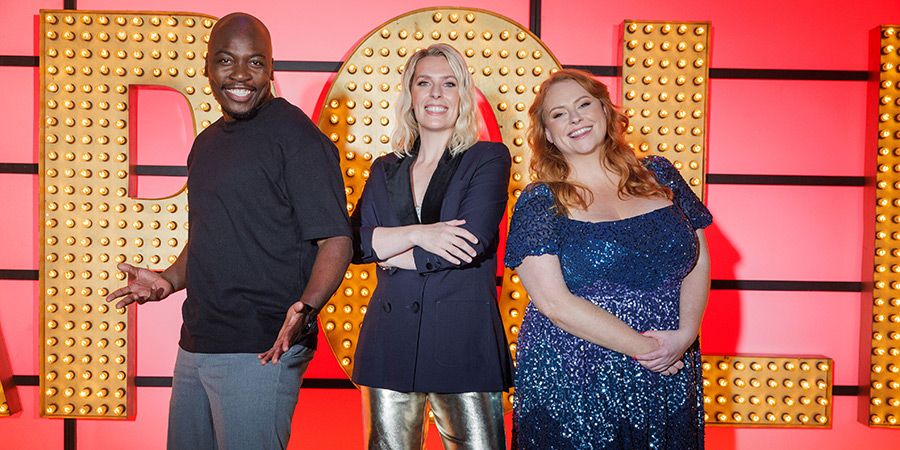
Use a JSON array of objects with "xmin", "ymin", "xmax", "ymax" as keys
[
  {"xmin": 702, "ymin": 222, "xmax": 742, "ymax": 354},
  {"xmin": 700, "ymin": 222, "xmax": 740, "ymax": 449}
]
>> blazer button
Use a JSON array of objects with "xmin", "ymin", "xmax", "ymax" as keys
[
  {"xmin": 411, "ymin": 302, "xmax": 420, "ymax": 313},
  {"xmin": 382, "ymin": 302, "xmax": 392, "ymax": 313},
  {"xmin": 425, "ymin": 262, "xmax": 433, "ymax": 270}
]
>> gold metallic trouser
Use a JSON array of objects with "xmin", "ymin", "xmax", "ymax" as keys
[{"xmin": 360, "ymin": 386, "xmax": 505, "ymax": 450}]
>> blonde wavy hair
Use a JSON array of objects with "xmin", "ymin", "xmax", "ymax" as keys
[
  {"xmin": 526, "ymin": 69, "xmax": 672, "ymax": 215},
  {"xmin": 391, "ymin": 43, "xmax": 483, "ymax": 157}
]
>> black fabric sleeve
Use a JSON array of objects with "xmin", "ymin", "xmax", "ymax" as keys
[
  {"xmin": 413, "ymin": 143, "xmax": 511, "ymax": 274},
  {"xmin": 285, "ymin": 132, "xmax": 351, "ymax": 242},
  {"xmin": 350, "ymin": 157, "xmax": 384, "ymax": 264}
]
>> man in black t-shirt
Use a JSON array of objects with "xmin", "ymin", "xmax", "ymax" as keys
[{"xmin": 105, "ymin": 13, "xmax": 352, "ymax": 449}]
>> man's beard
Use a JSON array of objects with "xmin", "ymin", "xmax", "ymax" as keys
[{"xmin": 226, "ymin": 105, "xmax": 262, "ymax": 121}]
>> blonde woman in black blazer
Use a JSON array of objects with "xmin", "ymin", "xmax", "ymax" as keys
[{"xmin": 350, "ymin": 43, "xmax": 514, "ymax": 449}]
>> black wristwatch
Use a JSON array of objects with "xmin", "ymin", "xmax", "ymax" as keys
[
  {"xmin": 299, "ymin": 302, "xmax": 316, "ymax": 315},
  {"xmin": 300, "ymin": 302, "xmax": 317, "ymax": 333}
]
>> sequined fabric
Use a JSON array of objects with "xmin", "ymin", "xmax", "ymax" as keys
[{"xmin": 505, "ymin": 156, "xmax": 712, "ymax": 449}]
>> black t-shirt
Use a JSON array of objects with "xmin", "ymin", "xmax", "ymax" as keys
[{"xmin": 181, "ymin": 98, "xmax": 350, "ymax": 353}]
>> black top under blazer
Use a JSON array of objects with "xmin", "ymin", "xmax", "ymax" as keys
[{"xmin": 350, "ymin": 141, "xmax": 515, "ymax": 393}]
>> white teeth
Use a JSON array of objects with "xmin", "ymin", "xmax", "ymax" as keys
[
  {"xmin": 569, "ymin": 126, "xmax": 591, "ymax": 138},
  {"xmin": 227, "ymin": 88, "xmax": 252, "ymax": 97},
  {"xmin": 425, "ymin": 106, "xmax": 448, "ymax": 113}
]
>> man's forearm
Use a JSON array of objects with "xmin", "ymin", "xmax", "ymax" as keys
[{"xmin": 300, "ymin": 236, "xmax": 353, "ymax": 310}]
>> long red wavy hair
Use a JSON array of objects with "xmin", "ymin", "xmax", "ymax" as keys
[{"xmin": 526, "ymin": 69, "xmax": 671, "ymax": 215}]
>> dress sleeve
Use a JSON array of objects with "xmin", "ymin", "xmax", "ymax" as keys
[
  {"xmin": 504, "ymin": 184, "xmax": 560, "ymax": 269},
  {"xmin": 644, "ymin": 155, "xmax": 712, "ymax": 230}
]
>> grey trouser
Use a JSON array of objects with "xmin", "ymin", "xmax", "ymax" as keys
[
  {"xmin": 361, "ymin": 386, "xmax": 506, "ymax": 450},
  {"xmin": 167, "ymin": 345, "xmax": 315, "ymax": 450}
]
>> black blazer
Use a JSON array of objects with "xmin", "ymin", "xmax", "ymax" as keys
[{"xmin": 350, "ymin": 141, "xmax": 514, "ymax": 393}]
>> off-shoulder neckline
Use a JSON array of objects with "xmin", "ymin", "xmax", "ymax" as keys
[{"xmin": 562, "ymin": 203, "xmax": 675, "ymax": 225}]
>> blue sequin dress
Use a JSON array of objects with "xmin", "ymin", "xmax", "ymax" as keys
[{"xmin": 504, "ymin": 156, "xmax": 712, "ymax": 449}]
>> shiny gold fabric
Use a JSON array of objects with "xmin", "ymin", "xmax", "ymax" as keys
[{"xmin": 361, "ymin": 386, "xmax": 505, "ymax": 449}]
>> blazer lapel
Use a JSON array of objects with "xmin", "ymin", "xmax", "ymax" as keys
[
  {"xmin": 382, "ymin": 152, "xmax": 418, "ymax": 226},
  {"xmin": 420, "ymin": 148, "xmax": 464, "ymax": 224}
]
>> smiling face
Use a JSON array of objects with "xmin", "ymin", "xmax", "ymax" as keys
[
  {"xmin": 205, "ymin": 14, "xmax": 275, "ymax": 122},
  {"xmin": 410, "ymin": 56, "xmax": 461, "ymax": 136},
  {"xmin": 541, "ymin": 79, "xmax": 609, "ymax": 160}
]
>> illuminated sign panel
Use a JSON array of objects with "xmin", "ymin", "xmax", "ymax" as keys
[
  {"xmin": 621, "ymin": 20, "xmax": 709, "ymax": 199},
  {"xmin": 869, "ymin": 24, "xmax": 900, "ymax": 428},
  {"xmin": 702, "ymin": 356, "xmax": 832, "ymax": 427},
  {"xmin": 39, "ymin": 10, "xmax": 219, "ymax": 418}
]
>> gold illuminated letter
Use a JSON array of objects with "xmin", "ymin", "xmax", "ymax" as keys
[
  {"xmin": 39, "ymin": 10, "xmax": 220, "ymax": 418},
  {"xmin": 868, "ymin": 24, "xmax": 900, "ymax": 428},
  {"xmin": 621, "ymin": 21, "xmax": 709, "ymax": 198}
]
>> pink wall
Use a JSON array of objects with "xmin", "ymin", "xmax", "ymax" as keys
[{"xmin": 1, "ymin": 0, "xmax": 898, "ymax": 448}]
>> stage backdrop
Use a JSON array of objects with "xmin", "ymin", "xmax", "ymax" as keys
[{"xmin": 1, "ymin": 0, "xmax": 899, "ymax": 448}]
